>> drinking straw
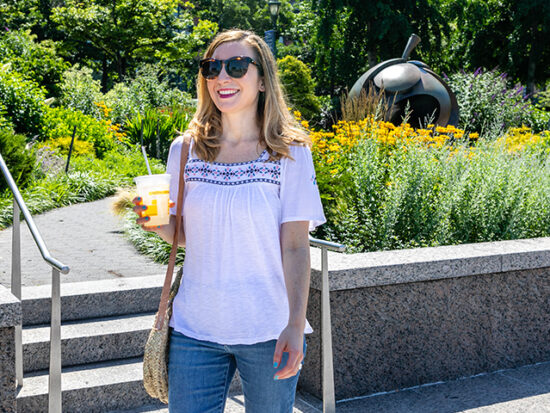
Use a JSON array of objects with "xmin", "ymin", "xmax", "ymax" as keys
[{"xmin": 140, "ymin": 119, "xmax": 152, "ymax": 175}]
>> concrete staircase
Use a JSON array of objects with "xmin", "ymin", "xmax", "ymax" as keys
[{"xmin": 16, "ymin": 275, "xmax": 241, "ymax": 412}]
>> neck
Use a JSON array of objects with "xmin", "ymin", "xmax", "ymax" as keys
[{"xmin": 220, "ymin": 109, "xmax": 261, "ymax": 145}]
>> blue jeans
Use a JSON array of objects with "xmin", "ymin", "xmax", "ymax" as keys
[{"xmin": 168, "ymin": 328, "xmax": 306, "ymax": 413}]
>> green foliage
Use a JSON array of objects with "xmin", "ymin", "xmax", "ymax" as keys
[
  {"xmin": 446, "ymin": 69, "xmax": 533, "ymax": 138},
  {"xmin": 277, "ymin": 0, "xmax": 318, "ymax": 65},
  {"xmin": 0, "ymin": 101, "xmax": 14, "ymax": 131},
  {"xmin": 314, "ymin": 0, "xmax": 447, "ymax": 95},
  {"xmin": 528, "ymin": 107, "xmax": 550, "ymax": 133},
  {"xmin": 193, "ymin": 0, "xmax": 296, "ymax": 36},
  {"xmin": 123, "ymin": 210, "xmax": 185, "ymax": 265},
  {"xmin": 0, "ymin": 0, "xmax": 43, "ymax": 32},
  {"xmin": 124, "ymin": 105, "xmax": 194, "ymax": 160},
  {"xmin": 0, "ymin": 66, "xmax": 46, "ymax": 137},
  {"xmin": 316, "ymin": 138, "xmax": 550, "ymax": 252},
  {"xmin": 0, "ymin": 147, "xmax": 165, "ymax": 229},
  {"xmin": 52, "ymin": 0, "xmax": 216, "ymax": 90},
  {"xmin": 0, "ymin": 30, "xmax": 68, "ymax": 97},
  {"xmin": 534, "ymin": 82, "xmax": 550, "ymax": 111},
  {"xmin": 104, "ymin": 65, "xmax": 192, "ymax": 125},
  {"xmin": 0, "ymin": 129, "xmax": 36, "ymax": 191},
  {"xmin": 278, "ymin": 55, "xmax": 321, "ymax": 120},
  {"xmin": 58, "ymin": 65, "xmax": 103, "ymax": 118},
  {"xmin": 438, "ymin": 0, "xmax": 550, "ymax": 91},
  {"xmin": 41, "ymin": 107, "xmax": 115, "ymax": 158}
]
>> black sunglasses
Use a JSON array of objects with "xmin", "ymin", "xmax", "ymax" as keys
[{"xmin": 199, "ymin": 56, "xmax": 263, "ymax": 79}]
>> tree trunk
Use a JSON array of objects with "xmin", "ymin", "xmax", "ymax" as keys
[
  {"xmin": 367, "ymin": 50, "xmax": 377, "ymax": 69},
  {"xmin": 101, "ymin": 55, "xmax": 108, "ymax": 93}
]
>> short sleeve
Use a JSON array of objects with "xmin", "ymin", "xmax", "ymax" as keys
[
  {"xmin": 166, "ymin": 135, "xmax": 185, "ymax": 216},
  {"xmin": 280, "ymin": 144, "xmax": 326, "ymax": 232}
]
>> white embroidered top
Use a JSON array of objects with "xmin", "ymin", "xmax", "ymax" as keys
[{"xmin": 166, "ymin": 136, "xmax": 326, "ymax": 345}]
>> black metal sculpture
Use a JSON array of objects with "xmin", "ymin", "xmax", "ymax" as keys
[{"xmin": 349, "ymin": 34, "xmax": 459, "ymax": 128}]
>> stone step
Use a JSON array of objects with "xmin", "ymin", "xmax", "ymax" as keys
[
  {"xmin": 17, "ymin": 357, "xmax": 242, "ymax": 413},
  {"xmin": 21, "ymin": 275, "xmax": 165, "ymax": 325},
  {"xmin": 22, "ymin": 312, "xmax": 155, "ymax": 372}
]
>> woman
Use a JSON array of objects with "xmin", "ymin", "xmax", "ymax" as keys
[{"xmin": 133, "ymin": 29, "xmax": 325, "ymax": 412}]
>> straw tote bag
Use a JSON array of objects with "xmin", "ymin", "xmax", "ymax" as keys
[{"xmin": 143, "ymin": 138, "xmax": 189, "ymax": 404}]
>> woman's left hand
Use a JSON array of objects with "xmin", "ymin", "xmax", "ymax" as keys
[{"xmin": 273, "ymin": 324, "xmax": 304, "ymax": 380}]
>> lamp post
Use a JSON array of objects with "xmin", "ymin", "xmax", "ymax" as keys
[{"xmin": 267, "ymin": 1, "xmax": 281, "ymax": 58}]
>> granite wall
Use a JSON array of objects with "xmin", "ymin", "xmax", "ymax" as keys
[
  {"xmin": 298, "ymin": 237, "xmax": 550, "ymax": 400},
  {"xmin": 0, "ymin": 285, "xmax": 21, "ymax": 413}
]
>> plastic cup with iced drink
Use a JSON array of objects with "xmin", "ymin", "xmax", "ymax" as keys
[{"xmin": 134, "ymin": 174, "xmax": 171, "ymax": 227}]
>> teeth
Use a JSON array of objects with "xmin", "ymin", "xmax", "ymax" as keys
[{"xmin": 218, "ymin": 90, "xmax": 238, "ymax": 96}]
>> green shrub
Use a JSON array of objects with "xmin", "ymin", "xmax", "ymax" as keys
[
  {"xmin": 0, "ymin": 129, "xmax": 36, "ymax": 191},
  {"xmin": 277, "ymin": 55, "xmax": 321, "ymax": 121},
  {"xmin": 104, "ymin": 65, "xmax": 192, "ymax": 125},
  {"xmin": 0, "ymin": 66, "xmax": 46, "ymax": 137},
  {"xmin": 529, "ymin": 107, "xmax": 550, "ymax": 133},
  {"xmin": 316, "ymin": 137, "xmax": 550, "ymax": 251},
  {"xmin": 58, "ymin": 65, "xmax": 103, "ymax": 118},
  {"xmin": 0, "ymin": 101, "xmax": 13, "ymax": 131},
  {"xmin": 124, "ymin": 105, "xmax": 193, "ymax": 160},
  {"xmin": 0, "ymin": 30, "xmax": 69, "ymax": 97},
  {"xmin": 535, "ymin": 82, "xmax": 550, "ymax": 111},
  {"xmin": 446, "ymin": 68, "xmax": 532, "ymax": 138},
  {"xmin": 41, "ymin": 107, "xmax": 115, "ymax": 158}
]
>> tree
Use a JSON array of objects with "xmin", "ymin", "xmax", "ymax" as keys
[
  {"xmin": 439, "ymin": 0, "xmax": 550, "ymax": 93},
  {"xmin": 0, "ymin": 29, "xmax": 68, "ymax": 97},
  {"xmin": 192, "ymin": 0, "xmax": 297, "ymax": 40},
  {"xmin": 51, "ymin": 0, "xmax": 216, "ymax": 92},
  {"xmin": 313, "ymin": 0, "xmax": 448, "ymax": 95}
]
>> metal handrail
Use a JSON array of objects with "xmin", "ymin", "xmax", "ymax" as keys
[
  {"xmin": 0, "ymin": 152, "xmax": 69, "ymax": 413},
  {"xmin": 309, "ymin": 236, "xmax": 345, "ymax": 413}
]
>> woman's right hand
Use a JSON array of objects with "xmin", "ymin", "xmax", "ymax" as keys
[
  {"xmin": 132, "ymin": 196, "xmax": 175, "ymax": 233},
  {"xmin": 132, "ymin": 196, "xmax": 157, "ymax": 232},
  {"xmin": 132, "ymin": 197, "xmax": 183, "ymax": 246}
]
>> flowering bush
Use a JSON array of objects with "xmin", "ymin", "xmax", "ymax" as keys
[
  {"xmin": 303, "ymin": 114, "xmax": 550, "ymax": 252},
  {"xmin": 446, "ymin": 68, "xmax": 533, "ymax": 138},
  {"xmin": 40, "ymin": 107, "xmax": 117, "ymax": 158}
]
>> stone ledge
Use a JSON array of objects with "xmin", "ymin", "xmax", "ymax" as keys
[
  {"xmin": 0, "ymin": 285, "xmax": 21, "ymax": 327},
  {"xmin": 310, "ymin": 237, "xmax": 550, "ymax": 291}
]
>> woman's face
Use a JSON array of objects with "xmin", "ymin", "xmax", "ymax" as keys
[{"xmin": 206, "ymin": 41, "xmax": 265, "ymax": 117}]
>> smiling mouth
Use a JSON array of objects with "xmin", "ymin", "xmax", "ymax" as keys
[{"xmin": 218, "ymin": 89, "xmax": 239, "ymax": 99}]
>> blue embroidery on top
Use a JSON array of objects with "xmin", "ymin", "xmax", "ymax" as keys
[
  {"xmin": 311, "ymin": 174, "xmax": 317, "ymax": 185},
  {"xmin": 185, "ymin": 154, "xmax": 281, "ymax": 186}
]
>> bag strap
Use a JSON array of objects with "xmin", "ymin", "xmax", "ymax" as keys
[{"xmin": 154, "ymin": 137, "xmax": 190, "ymax": 330}]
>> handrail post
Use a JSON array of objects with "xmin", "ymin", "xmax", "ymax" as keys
[
  {"xmin": 48, "ymin": 267, "xmax": 62, "ymax": 413},
  {"xmin": 321, "ymin": 246, "xmax": 336, "ymax": 413},
  {"xmin": 11, "ymin": 199, "xmax": 23, "ymax": 386},
  {"xmin": 1, "ymin": 152, "xmax": 69, "ymax": 412}
]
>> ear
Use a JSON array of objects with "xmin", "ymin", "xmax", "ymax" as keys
[{"xmin": 259, "ymin": 79, "xmax": 265, "ymax": 92}]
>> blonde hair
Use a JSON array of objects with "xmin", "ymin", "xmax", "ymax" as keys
[{"xmin": 187, "ymin": 29, "xmax": 310, "ymax": 162}]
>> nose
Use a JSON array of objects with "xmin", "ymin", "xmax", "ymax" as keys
[{"xmin": 217, "ymin": 63, "xmax": 231, "ymax": 81}]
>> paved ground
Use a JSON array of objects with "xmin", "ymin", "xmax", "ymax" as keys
[
  {"xmin": 0, "ymin": 197, "xmax": 165, "ymax": 288},
  {"xmin": 127, "ymin": 362, "xmax": 550, "ymax": 412},
  {"xmin": 2, "ymin": 198, "xmax": 550, "ymax": 412}
]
